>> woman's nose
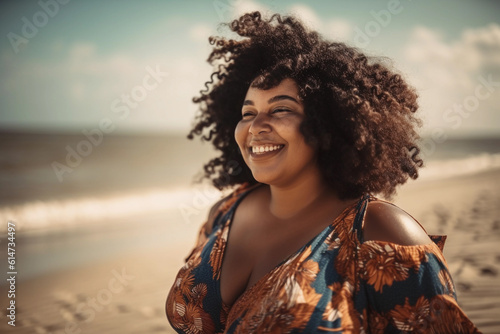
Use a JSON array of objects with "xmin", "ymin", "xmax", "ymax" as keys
[{"xmin": 249, "ymin": 113, "xmax": 271, "ymax": 135}]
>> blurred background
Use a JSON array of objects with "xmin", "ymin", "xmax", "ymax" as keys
[{"xmin": 0, "ymin": 0, "xmax": 499, "ymax": 333}]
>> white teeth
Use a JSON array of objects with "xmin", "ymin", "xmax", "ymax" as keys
[{"xmin": 251, "ymin": 145, "xmax": 283, "ymax": 154}]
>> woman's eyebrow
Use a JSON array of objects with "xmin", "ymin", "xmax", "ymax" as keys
[
  {"xmin": 268, "ymin": 95, "xmax": 299, "ymax": 104},
  {"xmin": 243, "ymin": 95, "xmax": 299, "ymax": 106}
]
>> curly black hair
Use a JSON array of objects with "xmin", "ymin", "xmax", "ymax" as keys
[{"xmin": 188, "ymin": 11, "xmax": 423, "ymax": 199}]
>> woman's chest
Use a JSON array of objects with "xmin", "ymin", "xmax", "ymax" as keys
[{"xmin": 219, "ymin": 209, "xmax": 340, "ymax": 306}]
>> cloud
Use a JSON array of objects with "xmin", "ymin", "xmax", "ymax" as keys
[
  {"xmin": 189, "ymin": 24, "xmax": 213, "ymax": 43},
  {"xmin": 288, "ymin": 4, "xmax": 322, "ymax": 29},
  {"xmin": 69, "ymin": 42, "xmax": 96, "ymax": 60},
  {"xmin": 406, "ymin": 24, "xmax": 500, "ymax": 86},
  {"xmin": 324, "ymin": 19, "xmax": 353, "ymax": 41},
  {"xmin": 288, "ymin": 4, "xmax": 353, "ymax": 42},
  {"xmin": 231, "ymin": 0, "xmax": 269, "ymax": 18},
  {"xmin": 210, "ymin": 0, "xmax": 271, "ymax": 23},
  {"xmin": 403, "ymin": 24, "xmax": 500, "ymax": 135},
  {"xmin": 70, "ymin": 82, "xmax": 85, "ymax": 101}
]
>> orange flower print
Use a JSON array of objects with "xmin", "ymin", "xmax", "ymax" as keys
[
  {"xmin": 166, "ymin": 283, "xmax": 186, "ymax": 324},
  {"xmin": 275, "ymin": 247, "xmax": 321, "ymax": 306},
  {"xmin": 190, "ymin": 283, "xmax": 208, "ymax": 306},
  {"xmin": 239, "ymin": 303, "xmax": 294, "ymax": 334},
  {"xmin": 390, "ymin": 296, "xmax": 430, "ymax": 332},
  {"xmin": 326, "ymin": 208, "xmax": 356, "ymax": 251},
  {"xmin": 360, "ymin": 242, "xmax": 410, "ymax": 292},
  {"xmin": 294, "ymin": 258, "xmax": 320, "ymax": 287},
  {"xmin": 323, "ymin": 282, "xmax": 343, "ymax": 323},
  {"xmin": 181, "ymin": 303, "xmax": 215, "ymax": 334},
  {"xmin": 326, "ymin": 235, "xmax": 342, "ymax": 251},
  {"xmin": 333, "ymin": 216, "xmax": 359, "ymax": 280},
  {"xmin": 234, "ymin": 259, "xmax": 322, "ymax": 333},
  {"xmin": 389, "ymin": 295, "xmax": 480, "ymax": 333},
  {"xmin": 209, "ymin": 228, "xmax": 226, "ymax": 280},
  {"xmin": 438, "ymin": 269, "xmax": 455, "ymax": 297},
  {"xmin": 168, "ymin": 281, "xmax": 215, "ymax": 333},
  {"xmin": 425, "ymin": 295, "xmax": 481, "ymax": 333},
  {"xmin": 281, "ymin": 274, "xmax": 321, "ymax": 310},
  {"xmin": 392, "ymin": 244, "xmax": 427, "ymax": 272},
  {"xmin": 322, "ymin": 281, "xmax": 361, "ymax": 333},
  {"xmin": 289, "ymin": 300, "xmax": 321, "ymax": 331},
  {"xmin": 367, "ymin": 310, "xmax": 389, "ymax": 334},
  {"xmin": 180, "ymin": 273, "xmax": 196, "ymax": 298}
]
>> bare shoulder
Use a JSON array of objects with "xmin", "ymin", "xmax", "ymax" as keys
[
  {"xmin": 204, "ymin": 184, "xmax": 264, "ymax": 234},
  {"xmin": 363, "ymin": 200, "xmax": 432, "ymax": 245}
]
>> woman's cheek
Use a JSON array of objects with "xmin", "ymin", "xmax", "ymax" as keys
[{"xmin": 234, "ymin": 121, "xmax": 247, "ymax": 148}]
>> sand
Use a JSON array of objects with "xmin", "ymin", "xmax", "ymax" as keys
[{"xmin": 1, "ymin": 169, "xmax": 499, "ymax": 333}]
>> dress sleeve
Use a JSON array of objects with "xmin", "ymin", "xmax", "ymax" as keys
[{"xmin": 357, "ymin": 240, "xmax": 481, "ymax": 333}]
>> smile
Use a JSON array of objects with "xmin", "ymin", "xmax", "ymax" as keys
[{"xmin": 250, "ymin": 144, "xmax": 285, "ymax": 155}]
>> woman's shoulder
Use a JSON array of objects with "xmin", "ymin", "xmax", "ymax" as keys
[
  {"xmin": 204, "ymin": 182, "xmax": 260, "ymax": 235},
  {"xmin": 363, "ymin": 198, "xmax": 433, "ymax": 246}
]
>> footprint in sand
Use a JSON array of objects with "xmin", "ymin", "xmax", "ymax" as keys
[
  {"xmin": 33, "ymin": 323, "xmax": 66, "ymax": 334},
  {"xmin": 53, "ymin": 289, "xmax": 79, "ymax": 307},
  {"xmin": 116, "ymin": 303, "xmax": 132, "ymax": 313},
  {"xmin": 59, "ymin": 307, "xmax": 77, "ymax": 322},
  {"xmin": 15, "ymin": 313, "xmax": 37, "ymax": 328},
  {"xmin": 76, "ymin": 293, "xmax": 88, "ymax": 301},
  {"xmin": 33, "ymin": 325, "xmax": 49, "ymax": 334},
  {"xmin": 150, "ymin": 324, "xmax": 170, "ymax": 332},
  {"xmin": 480, "ymin": 266, "xmax": 498, "ymax": 277},
  {"xmin": 493, "ymin": 220, "xmax": 500, "ymax": 231}
]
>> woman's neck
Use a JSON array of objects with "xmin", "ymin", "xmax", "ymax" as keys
[{"xmin": 267, "ymin": 174, "xmax": 338, "ymax": 220}]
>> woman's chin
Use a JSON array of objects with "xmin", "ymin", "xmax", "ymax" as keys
[{"xmin": 251, "ymin": 172, "xmax": 278, "ymax": 186}]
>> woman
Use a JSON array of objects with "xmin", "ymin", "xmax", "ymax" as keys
[{"xmin": 166, "ymin": 12, "xmax": 480, "ymax": 333}]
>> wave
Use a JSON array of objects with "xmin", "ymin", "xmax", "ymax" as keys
[
  {"xmin": 0, "ymin": 185, "xmax": 226, "ymax": 235},
  {"xmin": 419, "ymin": 153, "xmax": 500, "ymax": 181},
  {"xmin": 2, "ymin": 153, "xmax": 499, "ymax": 235}
]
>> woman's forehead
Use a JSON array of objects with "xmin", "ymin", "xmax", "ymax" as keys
[{"xmin": 245, "ymin": 78, "xmax": 300, "ymax": 100}]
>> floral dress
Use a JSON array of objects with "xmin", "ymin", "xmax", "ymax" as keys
[{"xmin": 166, "ymin": 183, "xmax": 480, "ymax": 333}]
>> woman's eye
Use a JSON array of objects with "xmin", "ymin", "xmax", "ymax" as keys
[
  {"xmin": 241, "ymin": 111, "xmax": 254, "ymax": 118},
  {"xmin": 272, "ymin": 108, "xmax": 291, "ymax": 114}
]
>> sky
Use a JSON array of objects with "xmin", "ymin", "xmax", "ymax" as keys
[{"xmin": 0, "ymin": 0, "xmax": 499, "ymax": 137}]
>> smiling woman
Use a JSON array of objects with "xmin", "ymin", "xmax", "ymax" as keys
[{"xmin": 166, "ymin": 11, "xmax": 481, "ymax": 333}]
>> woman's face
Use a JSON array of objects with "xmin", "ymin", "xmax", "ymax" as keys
[{"xmin": 234, "ymin": 78, "xmax": 319, "ymax": 187}]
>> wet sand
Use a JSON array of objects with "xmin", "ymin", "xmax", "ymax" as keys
[{"xmin": 1, "ymin": 169, "xmax": 499, "ymax": 333}]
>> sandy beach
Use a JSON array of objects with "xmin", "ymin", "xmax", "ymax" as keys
[{"xmin": 1, "ymin": 169, "xmax": 499, "ymax": 333}]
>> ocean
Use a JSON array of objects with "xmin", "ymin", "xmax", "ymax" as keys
[
  {"xmin": 1, "ymin": 131, "xmax": 499, "ymax": 280},
  {"xmin": 0, "ymin": 131, "xmax": 219, "ymax": 231}
]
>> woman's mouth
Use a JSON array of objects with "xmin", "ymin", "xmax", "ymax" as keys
[{"xmin": 250, "ymin": 144, "xmax": 285, "ymax": 157}]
